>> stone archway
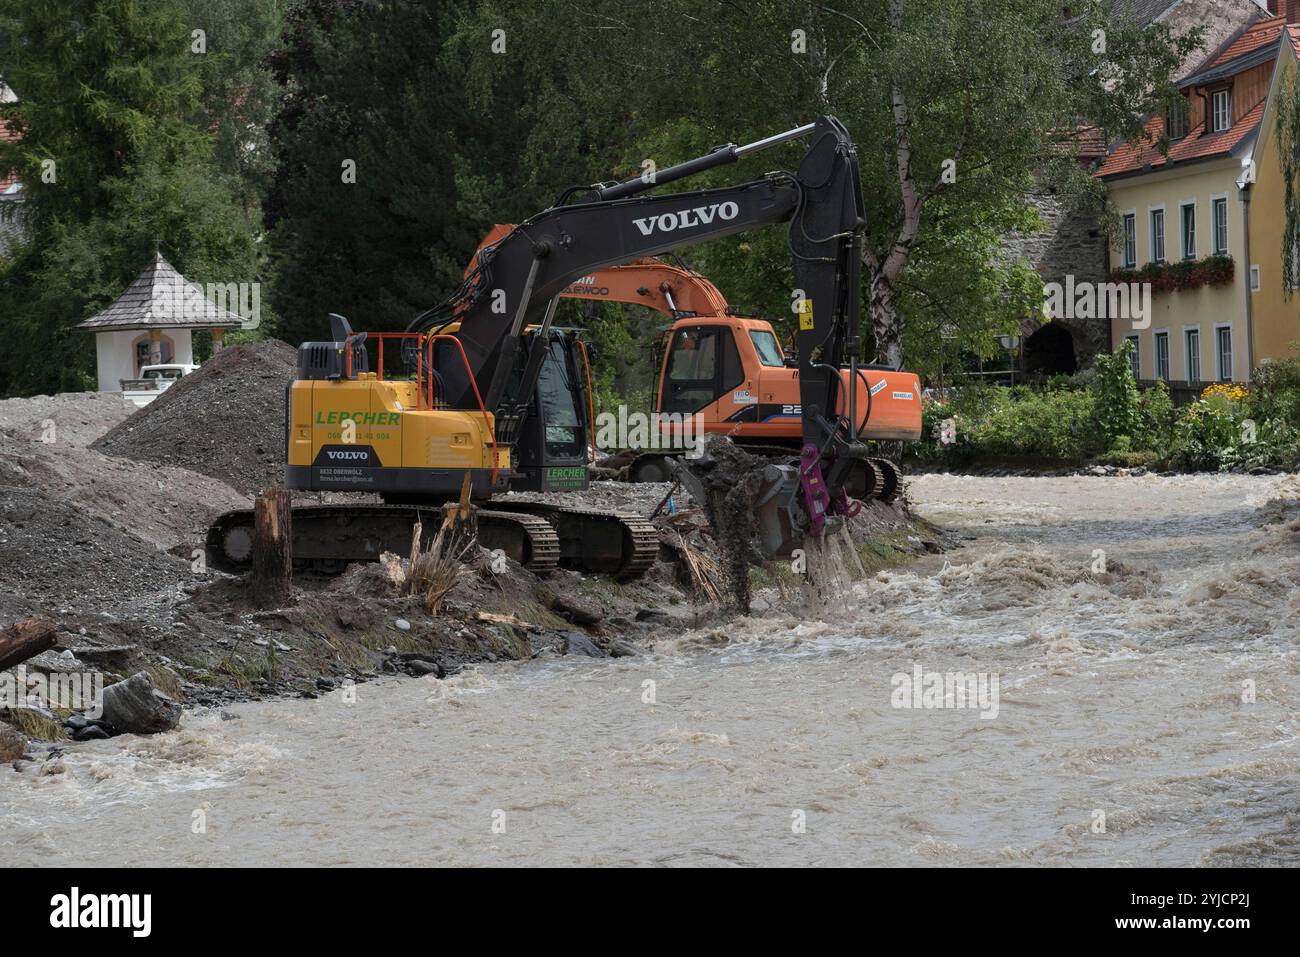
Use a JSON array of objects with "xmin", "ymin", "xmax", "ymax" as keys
[{"xmin": 1022, "ymin": 322, "xmax": 1077, "ymax": 377}]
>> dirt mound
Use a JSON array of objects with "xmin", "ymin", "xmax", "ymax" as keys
[
  {"xmin": 0, "ymin": 486, "xmax": 190, "ymax": 617},
  {"xmin": 0, "ymin": 391, "xmax": 135, "ymax": 447},
  {"xmin": 92, "ymin": 340, "xmax": 298, "ymax": 496},
  {"xmin": 0, "ymin": 428, "xmax": 248, "ymax": 551}
]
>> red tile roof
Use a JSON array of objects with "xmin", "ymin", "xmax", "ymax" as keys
[
  {"xmin": 1096, "ymin": 98, "xmax": 1266, "ymax": 178},
  {"xmin": 1056, "ymin": 125, "xmax": 1109, "ymax": 160},
  {"xmin": 1291, "ymin": 24, "xmax": 1300, "ymax": 57},
  {"xmin": 1209, "ymin": 15, "xmax": 1285, "ymax": 67},
  {"xmin": 1096, "ymin": 15, "xmax": 1290, "ymax": 180}
]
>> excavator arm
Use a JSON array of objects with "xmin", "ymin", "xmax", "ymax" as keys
[{"xmin": 418, "ymin": 115, "xmax": 884, "ymax": 552}]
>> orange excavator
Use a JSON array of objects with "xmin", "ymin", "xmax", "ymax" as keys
[{"xmin": 473, "ymin": 225, "xmax": 921, "ymax": 497}]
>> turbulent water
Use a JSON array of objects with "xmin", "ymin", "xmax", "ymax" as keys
[{"xmin": 5, "ymin": 474, "xmax": 1298, "ymax": 866}]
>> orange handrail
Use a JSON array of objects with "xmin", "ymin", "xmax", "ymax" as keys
[{"xmin": 426, "ymin": 333, "xmax": 499, "ymax": 486}]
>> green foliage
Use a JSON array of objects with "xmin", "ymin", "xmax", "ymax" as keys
[
  {"xmin": 919, "ymin": 386, "xmax": 1104, "ymax": 462},
  {"xmin": 0, "ymin": 0, "xmax": 1203, "ymax": 401},
  {"xmin": 1109, "ymin": 254, "xmax": 1233, "ymax": 292},
  {"xmin": 265, "ymin": 0, "xmax": 1197, "ymax": 393},
  {"xmin": 1092, "ymin": 340, "xmax": 1144, "ymax": 448},
  {"xmin": 1168, "ymin": 367, "xmax": 1300, "ymax": 471},
  {"xmin": 0, "ymin": 0, "xmax": 271, "ymax": 395},
  {"xmin": 1248, "ymin": 351, "xmax": 1300, "ymax": 428},
  {"xmin": 916, "ymin": 366, "xmax": 1300, "ymax": 472},
  {"xmin": 1276, "ymin": 66, "xmax": 1300, "ymax": 296}
]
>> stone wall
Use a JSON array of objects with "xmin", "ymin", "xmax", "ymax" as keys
[{"xmin": 1003, "ymin": 188, "xmax": 1111, "ymax": 370}]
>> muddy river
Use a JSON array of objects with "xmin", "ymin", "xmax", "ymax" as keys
[{"xmin": 5, "ymin": 474, "xmax": 1298, "ymax": 866}]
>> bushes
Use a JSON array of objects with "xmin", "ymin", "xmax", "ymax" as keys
[
  {"xmin": 1093, "ymin": 341, "xmax": 1144, "ymax": 446},
  {"xmin": 918, "ymin": 386, "xmax": 1103, "ymax": 463},
  {"xmin": 1170, "ymin": 379, "xmax": 1300, "ymax": 471},
  {"xmin": 914, "ymin": 344, "xmax": 1300, "ymax": 472},
  {"xmin": 1249, "ymin": 355, "xmax": 1300, "ymax": 429}
]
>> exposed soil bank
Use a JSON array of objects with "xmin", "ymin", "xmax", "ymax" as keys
[{"xmin": 1, "ymin": 374, "xmax": 937, "ymax": 757}]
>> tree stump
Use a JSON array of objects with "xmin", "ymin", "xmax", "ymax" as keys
[
  {"xmin": 0, "ymin": 617, "xmax": 56, "ymax": 671},
  {"xmin": 250, "ymin": 486, "xmax": 292, "ymax": 607},
  {"xmin": 440, "ymin": 471, "xmax": 479, "ymax": 560}
]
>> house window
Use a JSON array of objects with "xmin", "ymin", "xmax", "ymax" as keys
[
  {"xmin": 1122, "ymin": 213, "xmax": 1137, "ymax": 268},
  {"xmin": 1211, "ymin": 89, "xmax": 1231, "ymax": 133},
  {"xmin": 1216, "ymin": 326, "xmax": 1232, "ymax": 382},
  {"xmin": 1185, "ymin": 329, "xmax": 1201, "ymax": 383},
  {"xmin": 1167, "ymin": 98, "xmax": 1190, "ymax": 140},
  {"xmin": 1150, "ymin": 208, "xmax": 1166, "ymax": 263},
  {"xmin": 1180, "ymin": 203, "xmax": 1196, "ymax": 260},
  {"xmin": 1212, "ymin": 197, "xmax": 1229, "ymax": 255},
  {"xmin": 1155, "ymin": 331, "xmax": 1170, "ymax": 381},
  {"xmin": 1126, "ymin": 335, "xmax": 1141, "ymax": 380}
]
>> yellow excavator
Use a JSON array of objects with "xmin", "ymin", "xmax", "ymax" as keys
[{"xmin": 206, "ymin": 116, "xmax": 921, "ymax": 578}]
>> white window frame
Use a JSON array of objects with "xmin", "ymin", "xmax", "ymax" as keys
[
  {"xmin": 1250, "ymin": 264, "xmax": 1260, "ymax": 292},
  {"xmin": 1178, "ymin": 200, "xmax": 1197, "ymax": 260},
  {"xmin": 1211, "ymin": 89, "xmax": 1232, "ymax": 133},
  {"xmin": 1125, "ymin": 334, "xmax": 1142, "ymax": 380},
  {"xmin": 1149, "ymin": 205, "xmax": 1166, "ymax": 264},
  {"xmin": 1121, "ymin": 210, "xmax": 1138, "ymax": 268},
  {"xmin": 1210, "ymin": 193, "xmax": 1229, "ymax": 255},
  {"xmin": 1183, "ymin": 325, "xmax": 1202, "ymax": 383},
  {"xmin": 1153, "ymin": 329, "xmax": 1171, "ymax": 382},
  {"xmin": 1214, "ymin": 323, "xmax": 1233, "ymax": 383}
]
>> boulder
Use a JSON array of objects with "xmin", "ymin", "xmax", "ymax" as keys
[
  {"xmin": 608, "ymin": 639, "xmax": 640, "ymax": 658},
  {"xmin": 71, "ymin": 644, "xmax": 144, "ymax": 674},
  {"xmin": 551, "ymin": 592, "xmax": 604, "ymax": 627},
  {"xmin": 100, "ymin": 672, "xmax": 182, "ymax": 735},
  {"xmin": 563, "ymin": 632, "xmax": 604, "ymax": 657},
  {"xmin": 406, "ymin": 658, "xmax": 444, "ymax": 678}
]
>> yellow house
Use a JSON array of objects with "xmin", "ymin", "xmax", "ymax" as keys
[{"xmin": 1097, "ymin": 3, "xmax": 1300, "ymax": 386}]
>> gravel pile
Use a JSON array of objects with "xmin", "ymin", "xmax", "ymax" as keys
[
  {"xmin": 0, "ymin": 391, "xmax": 135, "ymax": 447},
  {"xmin": 92, "ymin": 341, "xmax": 298, "ymax": 496},
  {"xmin": 0, "ymin": 428, "xmax": 248, "ymax": 551},
  {"xmin": 0, "ymin": 487, "xmax": 190, "ymax": 617}
]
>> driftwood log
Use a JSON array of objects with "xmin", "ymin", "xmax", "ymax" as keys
[{"xmin": 0, "ymin": 617, "xmax": 56, "ymax": 671}]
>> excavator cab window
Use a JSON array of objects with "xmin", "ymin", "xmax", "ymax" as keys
[
  {"xmin": 662, "ymin": 326, "xmax": 744, "ymax": 414},
  {"xmin": 749, "ymin": 329, "xmax": 785, "ymax": 367},
  {"xmin": 535, "ymin": 336, "xmax": 584, "ymax": 458}
]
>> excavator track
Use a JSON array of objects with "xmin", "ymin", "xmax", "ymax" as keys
[
  {"xmin": 489, "ymin": 500, "xmax": 660, "ymax": 579},
  {"xmin": 868, "ymin": 457, "xmax": 902, "ymax": 503},
  {"xmin": 205, "ymin": 504, "xmax": 560, "ymax": 577}
]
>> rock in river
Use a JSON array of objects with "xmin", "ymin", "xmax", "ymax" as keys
[{"xmin": 100, "ymin": 671, "xmax": 182, "ymax": 735}]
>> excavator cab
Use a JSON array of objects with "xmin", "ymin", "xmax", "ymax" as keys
[{"xmin": 506, "ymin": 328, "xmax": 592, "ymax": 492}]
